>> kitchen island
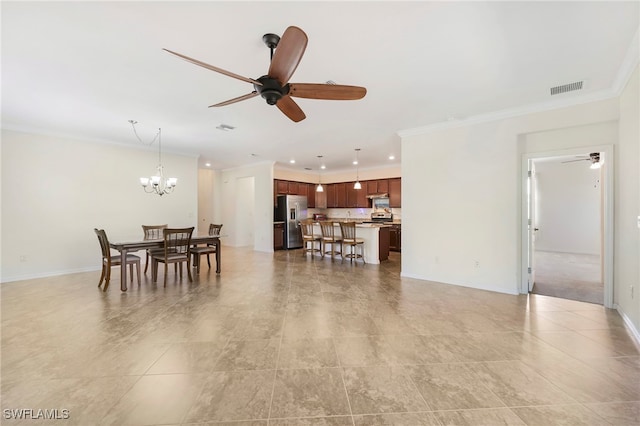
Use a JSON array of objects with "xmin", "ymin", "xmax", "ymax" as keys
[{"xmin": 310, "ymin": 222, "xmax": 390, "ymax": 264}]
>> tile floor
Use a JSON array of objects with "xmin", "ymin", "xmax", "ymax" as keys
[
  {"xmin": 1, "ymin": 247, "xmax": 639, "ymax": 425},
  {"xmin": 532, "ymin": 250, "xmax": 603, "ymax": 305}
]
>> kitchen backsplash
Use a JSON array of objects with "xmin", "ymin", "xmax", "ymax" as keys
[{"xmin": 308, "ymin": 208, "xmax": 401, "ymax": 220}]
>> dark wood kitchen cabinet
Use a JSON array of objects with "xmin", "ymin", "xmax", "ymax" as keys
[
  {"xmin": 389, "ymin": 178, "xmax": 401, "ymax": 208},
  {"xmin": 274, "ymin": 222, "xmax": 284, "ymax": 250},
  {"xmin": 276, "ymin": 180, "xmax": 289, "ymax": 194},
  {"xmin": 334, "ymin": 183, "xmax": 347, "ymax": 207},
  {"xmin": 305, "ymin": 183, "xmax": 315, "ymax": 208},
  {"xmin": 347, "ymin": 183, "xmax": 368, "ymax": 208},
  {"xmin": 366, "ymin": 179, "xmax": 389, "ymax": 195},
  {"xmin": 389, "ymin": 224, "xmax": 401, "ymax": 252},
  {"xmin": 326, "ymin": 184, "xmax": 336, "ymax": 208}
]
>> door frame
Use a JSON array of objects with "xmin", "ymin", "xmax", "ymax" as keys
[{"xmin": 520, "ymin": 144, "xmax": 614, "ymax": 308}]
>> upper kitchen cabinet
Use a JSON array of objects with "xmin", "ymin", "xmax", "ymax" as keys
[
  {"xmin": 326, "ymin": 184, "xmax": 336, "ymax": 208},
  {"xmin": 334, "ymin": 183, "xmax": 347, "ymax": 208},
  {"xmin": 305, "ymin": 183, "xmax": 315, "ymax": 208},
  {"xmin": 276, "ymin": 180, "xmax": 289, "ymax": 194},
  {"xmin": 366, "ymin": 179, "xmax": 389, "ymax": 195},
  {"xmin": 288, "ymin": 181, "xmax": 299, "ymax": 195},
  {"xmin": 347, "ymin": 183, "xmax": 368, "ymax": 208},
  {"xmin": 315, "ymin": 186, "xmax": 327, "ymax": 209},
  {"xmin": 389, "ymin": 178, "xmax": 401, "ymax": 208}
]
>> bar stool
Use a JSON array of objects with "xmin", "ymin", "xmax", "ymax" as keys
[
  {"xmin": 319, "ymin": 221, "xmax": 342, "ymax": 259},
  {"xmin": 300, "ymin": 220, "xmax": 322, "ymax": 257},
  {"xmin": 339, "ymin": 222, "xmax": 365, "ymax": 263}
]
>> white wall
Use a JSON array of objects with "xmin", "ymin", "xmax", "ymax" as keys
[
  {"xmin": 235, "ymin": 176, "xmax": 255, "ymax": 247},
  {"xmin": 616, "ymin": 66, "xmax": 640, "ymax": 331},
  {"xmin": 216, "ymin": 162, "xmax": 274, "ymax": 252},
  {"xmin": 197, "ymin": 168, "xmax": 215, "ymax": 234},
  {"xmin": 402, "ymin": 74, "xmax": 639, "ymax": 333},
  {"xmin": 533, "ymin": 159, "xmax": 601, "ymax": 255},
  {"xmin": 1, "ymin": 129, "xmax": 198, "ymax": 282}
]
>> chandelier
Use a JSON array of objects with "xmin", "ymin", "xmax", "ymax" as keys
[{"xmin": 129, "ymin": 120, "xmax": 177, "ymax": 196}]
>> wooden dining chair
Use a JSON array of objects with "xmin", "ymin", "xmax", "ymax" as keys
[
  {"xmin": 142, "ymin": 224, "xmax": 167, "ymax": 274},
  {"xmin": 94, "ymin": 228, "xmax": 141, "ymax": 291},
  {"xmin": 319, "ymin": 221, "xmax": 342, "ymax": 258},
  {"xmin": 191, "ymin": 223, "xmax": 223, "ymax": 273},
  {"xmin": 339, "ymin": 222, "xmax": 365, "ymax": 263},
  {"xmin": 151, "ymin": 227, "xmax": 194, "ymax": 286},
  {"xmin": 300, "ymin": 220, "xmax": 321, "ymax": 257}
]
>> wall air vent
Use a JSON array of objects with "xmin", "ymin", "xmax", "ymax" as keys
[{"xmin": 550, "ymin": 81, "xmax": 583, "ymax": 96}]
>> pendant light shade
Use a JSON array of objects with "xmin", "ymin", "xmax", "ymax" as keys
[
  {"xmin": 316, "ymin": 155, "xmax": 324, "ymax": 192},
  {"xmin": 353, "ymin": 148, "xmax": 361, "ymax": 190}
]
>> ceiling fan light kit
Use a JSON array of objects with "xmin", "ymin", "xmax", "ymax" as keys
[{"xmin": 164, "ymin": 26, "xmax": 366, "ymax": 122}]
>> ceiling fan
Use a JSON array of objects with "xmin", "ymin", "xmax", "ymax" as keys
[
  {"xmin": 163, "ymin": 26, "xmax": 367, "ymax": 122},
  {"xmin": 561, "ymin": 152, "xmax": 602, "ymax": 169}
]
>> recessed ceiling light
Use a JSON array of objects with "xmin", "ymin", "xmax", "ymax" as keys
[
  {"xmin": 352, "ymin": 160, "xmax": 358, "ymax": 165},
  {"xmin": 388, "ymin": 155, "xmax": 395, "ymax": 160},
  {"xmin": 321, "ymin": 165, "xmax": 326, "ymax": 170},
  {"xmin": 289, "ymin": 159, "xmax": 295, "ymax": 164},
  {"xmin": 205, "ymin": 162, "xmax": 211, "ymax": 167}
]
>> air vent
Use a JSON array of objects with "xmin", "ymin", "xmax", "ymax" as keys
[
  {"xmin": 216, "ymin": 124, "xmax": 235, "ymax": 131},
  {"xmin": 550, "ymin": 81, "xmax": 583, "ymax": 96}
]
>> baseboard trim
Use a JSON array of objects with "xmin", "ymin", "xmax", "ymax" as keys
[
  {"xmin": 1, "ymin": 266, "xmax": 100, "ymax": 284},
  {"xmin": 400, "ymin": 272, "xmax": 520, "ymax": 295},
  {"xmin": 614, "ymin": 304, "xmax": 640, "ymax": 345}
]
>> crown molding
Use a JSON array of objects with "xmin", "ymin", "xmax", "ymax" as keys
[
  {"xmin": 397, "ymin": 89, "xmax": 617, "ymax": 138},
  {"xmin": 612, "ymin": 26, "xmax": 639, "ymax": 96}
]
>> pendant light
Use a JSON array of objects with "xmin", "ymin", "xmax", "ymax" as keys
[
  {"xmin": 316, "ymin": 155, "xmax": 324, "ymax": 192},
  {"xmin": 353, "ymin": 148, "xmax": 362, "ymax": 190}
]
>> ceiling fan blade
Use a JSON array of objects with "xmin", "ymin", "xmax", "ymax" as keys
[
  {"xmin": 276, "ymin": 96, "xmax": 306, "ymax": 122},
  {"xmin": 208, "ymin": 91, "xmax": 258, "ymax": 107},
  {"xmin": 163, "ymin": 48, "xmax": 262, "ymax": 86},
  {"xmin": 268, "ymin": 26, "xmax": 308, "ymax": 85},
  {"xmin": 289, "ymin": 83, "xmax": 367, "ymax": 100}
]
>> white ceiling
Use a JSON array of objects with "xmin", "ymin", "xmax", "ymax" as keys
[{"xmin": 2, "ymin": 1, "xmax": 638, "ymax": 173}]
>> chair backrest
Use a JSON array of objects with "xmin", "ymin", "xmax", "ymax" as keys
[
  {"xmin": 319, "ymin": 221, "xmax": 336, "ymax": 239},
  {"xmin": 339, "ymin": 222, "xmax": 357, "ymax": 241},
  {"xmin": 300, "ymin": 222, "xmax": 315, "ymax": 238},
  {"xmin": 142, "ymin": 224, "xmax": 168, "ymax": 240},
  {"xmin": 208, "ymin": 223, "xmax": 223, "ymax": 236},
  {"xmin": 163, "ymin": 227, "xmax": 194, "ymax": 255},
  {"xmin": 94, "ymin": 228, "xmax": 110, "ymax": 259}
]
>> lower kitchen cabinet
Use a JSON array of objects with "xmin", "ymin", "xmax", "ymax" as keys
[
  {"xmin": 274, "ymin": 222, "xmax": 284, "ymax": 250},
  {"xmin": 379, "ymin": 226, "xmax": 390, "ymax": 261},
  {"xmin": 389, "ymin": 224, "xmax": 401, "ymax": 252}
]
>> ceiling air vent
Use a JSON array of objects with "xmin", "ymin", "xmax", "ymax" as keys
[{"xmin": 550, "ymin": 81, "xmax": 583, "ymax": 96}]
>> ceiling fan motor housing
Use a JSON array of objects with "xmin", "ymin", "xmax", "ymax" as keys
[{"xmin": 255, "ymin": 75, "xmax": 290, "ymax": 105}]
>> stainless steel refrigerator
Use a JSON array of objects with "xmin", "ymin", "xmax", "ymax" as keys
[{"xmin": 275, "ymin": 195, "xmax": 307, "ymax": 249}]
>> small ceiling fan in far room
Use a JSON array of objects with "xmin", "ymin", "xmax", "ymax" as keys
[
  {"xmin": 561, "ymin": 152, "xmax": 602, "ymax": 169},
  {"xmin": 163, "ymin": 26, "xmax": 367, "ymax": 122}
]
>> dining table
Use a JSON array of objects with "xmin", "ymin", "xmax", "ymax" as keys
[{"xmin": 109, "ymin": 234, "xmax": 221, "ymax": 291}]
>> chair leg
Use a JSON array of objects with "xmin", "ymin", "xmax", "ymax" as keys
[
  {"xmin": 152, "ymin": 259, "xmax": 158, "ymax": 282},
  {"xmin": 187, "ymin": 260, "xmax": 193, "ymax": 282},
  {"xmin": 164, "ymin": 262, "xmax": 168, "ymax": 287},
  {"xmin": 144, "ymin": 252, "xmax": 149, "ymax": 274},
  {"xmin": 206, "ymin": 254, "xmax": 211, "ymax": 268},
  {"xmin": 103, "ymin": 266, "xmax": 111, "ymax": 292},
  {"xmin": 136, "ymin": 261, "xmax": 141, "ymax": 285},
  {"xmin": 98, "ymin": 264, "xmax": 106, "ymax": 288}
]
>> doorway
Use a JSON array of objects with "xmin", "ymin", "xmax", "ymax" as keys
[{"xmin": 521, "ymin": 146, "xmax": 614, "ymax": 308}]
